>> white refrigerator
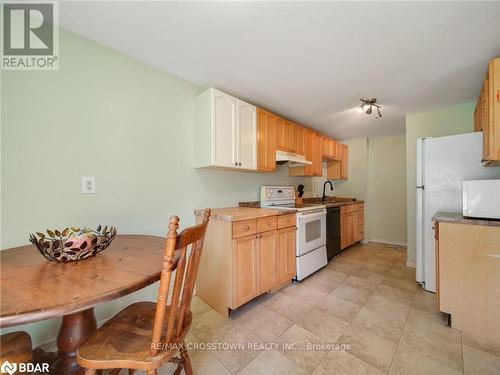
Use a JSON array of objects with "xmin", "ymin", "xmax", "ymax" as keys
[{"xmin": 415, "ymin": 132, "xmax": 500, "ymax": 292}]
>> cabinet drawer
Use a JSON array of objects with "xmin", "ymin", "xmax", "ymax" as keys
[
  {"xmin": 277, "ymin": 214, "xmax": 296, "ymax": 229},
  {"xmin": 341, "ymin": 204, "xmax": 358, "ymax": 214},
  {"xmin": 257, "ymin": 216, "xmax": 277, "ymax": 232},
  {"xmin": 233, "ymin": 219, "xmax": 257, "ymax": 238}
]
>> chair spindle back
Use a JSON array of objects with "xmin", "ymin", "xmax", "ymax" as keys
[{"xmin": 150, "ymin": 209, "xmax": 211, "ymax": 355}]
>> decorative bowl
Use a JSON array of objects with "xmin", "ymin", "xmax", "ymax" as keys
[{"xmin": 29, "ymin": 225, "xmax": 117, "ymax": 262}]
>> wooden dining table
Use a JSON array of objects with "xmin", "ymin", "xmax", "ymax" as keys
[{"xmin": 0, "ymin": 234, "xmax": 169, "ymax": 375}]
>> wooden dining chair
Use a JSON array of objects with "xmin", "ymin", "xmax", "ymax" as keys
[
  {"xmin": 77, "ymin": 209, "xmax": 211, "ymax": 375},
  {"xmin": 0, "ymin": 331, "xmax": 32, "ymax": 374}
]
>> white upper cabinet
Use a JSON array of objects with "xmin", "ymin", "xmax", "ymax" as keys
[
  {"xmin": 194, "ymin": 88, "xmax": 257, "ymax": 170},
  {"xmin": 237, "ymin": 99, "xmax": 257, "ymax": 170},
  {"xmin": 213, "ymin": 91, "xmax": 237, "ymax": 167}
]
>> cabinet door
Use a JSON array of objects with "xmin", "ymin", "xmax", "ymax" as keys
[
  {"xmin": 491, "ymin": 57, "xmax": 500, "ymax": 161},
  {"xmin": 357, "ymin": 205, "xmax": 365, "ymax": 241},
  {"xmin": 302, "ymin": 131, "xmax": 314, "ymax": 176},
  {"xmin": 276, "ymin": 117, "xmax": 286, "ymax": 151},
  {"xmin": 292, "ymin": 125, "xmax": 305, "ymax": 155},
  {"xmin": 277, "ymin": 227, "xmax": 296, "ymax": 283},
  {"xmin": 257, "ymin": 231, "xmax": 277, "ymax": 293},
  {"xmin": 283, "ymin": 120, "xmax": 294, "ymax": 152},
  {"xmin": 340, "ymin": 212, "xmax": 358, "ymax": 249},
  {"xmin": 257, "ymin": 109, "xmax": 277, "ymax": 171},
  {"xmin": 302, "ymin": 132, "xmax": 322, "ymax": 177},
  {"xmin": 212, "ymin": 91, "xmax": 237, "ymax": 167},
  {"xmin": 340, "ymin": 214, "xmax": 349, "ymax": 249},
  {"xmin": 237, "ymin": 100, "xmax": 257, "ymax": 170},
  {"xmin": 233, "ymin": 235, "xmax": 258, "ymax": 307},
  {"xmin": 350, "ymin": 212, "xmax": 359, "ymax": 245},
  {"xmin": 340, "ymin": 144, "xmax": 349, "ymax": 179},
  {"xmin": 312, "ymin": 133, "xmax": 323, "ymax": 176},
  {"xmin": 483, "ymin": 74, "xmax": 491, "ymax": 160}
]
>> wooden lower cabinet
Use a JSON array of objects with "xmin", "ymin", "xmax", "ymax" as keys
[
  {"xmin": 340, "ymin": 203, "xmax": 364, "ymax": 249},
  {"xmin": 196, "ymin": 213, "xmax": 296, "ymax": 317},
  {"xmin": 435, "ymin": 221, "xmax": 500, "ymax": 343},
  {"xmin": 276, "ymin": 226, "xmax": 296, "ymax": 285},
  {"xmin": 257, "ymin": 230, "xmax": 278, "ymax": 294},
  {"xmin": 233, "ymin": 235, "xmax": 259, "ymax": 307}
]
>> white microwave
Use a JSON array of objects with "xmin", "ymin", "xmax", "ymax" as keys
[{"xmin": 462, "ymin": 180, "xmax": 500, "ymax": 219}]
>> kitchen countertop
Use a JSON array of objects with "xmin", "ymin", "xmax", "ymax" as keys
[
  {"xmin": 432, "ymin": 211, "xmax": 500, "ymax": 227},
  {"xmin": 239, "ymin": 197, "xmax": 364, "ymax": 210},
  {"xmin": 303, "ymin": 197, "xmax": 364, "ymax": 208},
  {"xmin": 194, "ymin": 207, "xmax": 297, "ymax": 222}
]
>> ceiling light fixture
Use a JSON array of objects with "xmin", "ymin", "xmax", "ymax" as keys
[{"xmin": 358, "ymin": 98, "xmax": 382, "ymax": 119}]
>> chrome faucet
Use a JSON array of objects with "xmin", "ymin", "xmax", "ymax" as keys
[{"xmin": 322, "ymin": 180, "xmax": 334, "ymax": 202}]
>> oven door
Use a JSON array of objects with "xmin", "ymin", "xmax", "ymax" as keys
[{"xmin": 296, "ymin": 210, "xmax": 326, "ymax": 256}]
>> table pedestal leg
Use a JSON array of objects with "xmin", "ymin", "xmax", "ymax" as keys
[{"xmin": 50, "ymin": 308, "xmax": 97, "ymax": 375}]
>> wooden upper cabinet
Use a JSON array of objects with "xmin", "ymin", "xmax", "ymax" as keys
[
  {"xmin": 306, "ymin": 131, "xmax": 323, "ymax": 176},
  {"xmin": 291, "ymin": 124, "xmax": 306, "ymax": 155},
  {"xmin": 194, "ymin": 88, "xmax": 350, "ymax": 178},
  {"xmin": 326, "ymin": 143, "xmax": 348, "ymax": 180},
  {"xmin": 289, "ymin": 130, "xmax": 323, "ymax": 177},
  {"xmin": 474, "ymin": 57, "xmax": 500, "ymax": 165},
  {"xmin": 322, "ymin": 136, "xmax": 339, "ymax": 160},
  {"xmin": 277, "ymin": 119, "xmax": 292, "ymax": 152},
  {"xmin": 340, "ymin": 144, "xmax": 349, "ymax": 179},
  {"xmin": 257, "ymin": 109, "xmax": 277, "ymax": 172}
]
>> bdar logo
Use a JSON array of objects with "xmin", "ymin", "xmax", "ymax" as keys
[{"xmin": 0, "ymin": 361, "xmax": 17, "ymax": 375}]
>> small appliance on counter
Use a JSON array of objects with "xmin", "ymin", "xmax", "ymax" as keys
[
  {"xmin": 260, "ymin": 185, "xmax": 327, "ymax": 280},
  {"xmin": 463, "ymin": 179, "xmax": 500, "ymax": 219}
]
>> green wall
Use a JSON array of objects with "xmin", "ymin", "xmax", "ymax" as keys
[
  {"xmin": 368, "ymin": 134, "xmax": 407, "ymax": 245},
  {"xmin": 0, "ymin": 29, "xmax": 304, "ymax": 345},
  {"xmin": 405, "ymin": 102, "xmax": 475, "ymax": 263}
]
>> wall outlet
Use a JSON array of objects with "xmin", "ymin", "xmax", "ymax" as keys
[{"xmin": 81, "ymin": 177, "xmax": 96, "ymax": 194}]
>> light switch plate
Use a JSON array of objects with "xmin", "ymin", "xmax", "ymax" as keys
[{"xmin": 81, "ymin": 177, "xmax": 96, "ymax": 194}]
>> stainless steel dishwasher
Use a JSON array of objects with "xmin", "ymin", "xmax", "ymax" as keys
[{"xmin": 326, "ymin": 206, "xmax": 341, "ymax": 260}]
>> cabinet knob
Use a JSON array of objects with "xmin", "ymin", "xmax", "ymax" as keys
[
  {"xmin": 238, "ymin": 162, "xmax": 242, "ymax": 166},
  {"xmin": 244, "ymin": 225, "xmax": 250, "ymax": 230},
  {"xmin": 234, "ymin": 162, "xmax": 238, "ymax": 166}
]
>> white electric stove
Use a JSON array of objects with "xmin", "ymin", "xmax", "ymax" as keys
[{"xmin": 260, "ymin": 186, "xmax": 327, "ymax": 280}]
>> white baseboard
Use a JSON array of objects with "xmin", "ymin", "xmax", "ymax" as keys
[
  {"xmin": 406, "ymin": 259, "xmax": 416, "ymax": 268},
  {"xmin": 369, "ymin": 238, "xmax": 407, "ymax": 248}
]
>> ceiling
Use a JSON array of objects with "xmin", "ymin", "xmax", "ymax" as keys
[{"xmin": 58, "ymin": 1, "xmax": 500, "ymax": 140}]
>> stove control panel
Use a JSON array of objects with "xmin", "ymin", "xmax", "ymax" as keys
[{"xmin": 260, "ymin": 185, "xmax": 295, "ymax": 206}]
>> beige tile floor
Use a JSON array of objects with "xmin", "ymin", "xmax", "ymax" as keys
[{"xmin": 153, "ymin": 243, "xmax": 500, "ymax": 374}]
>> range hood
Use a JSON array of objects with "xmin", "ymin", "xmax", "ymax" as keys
[{"xmin": 276, "ymin": 150, "xmax": 312, "ymax": 166}]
